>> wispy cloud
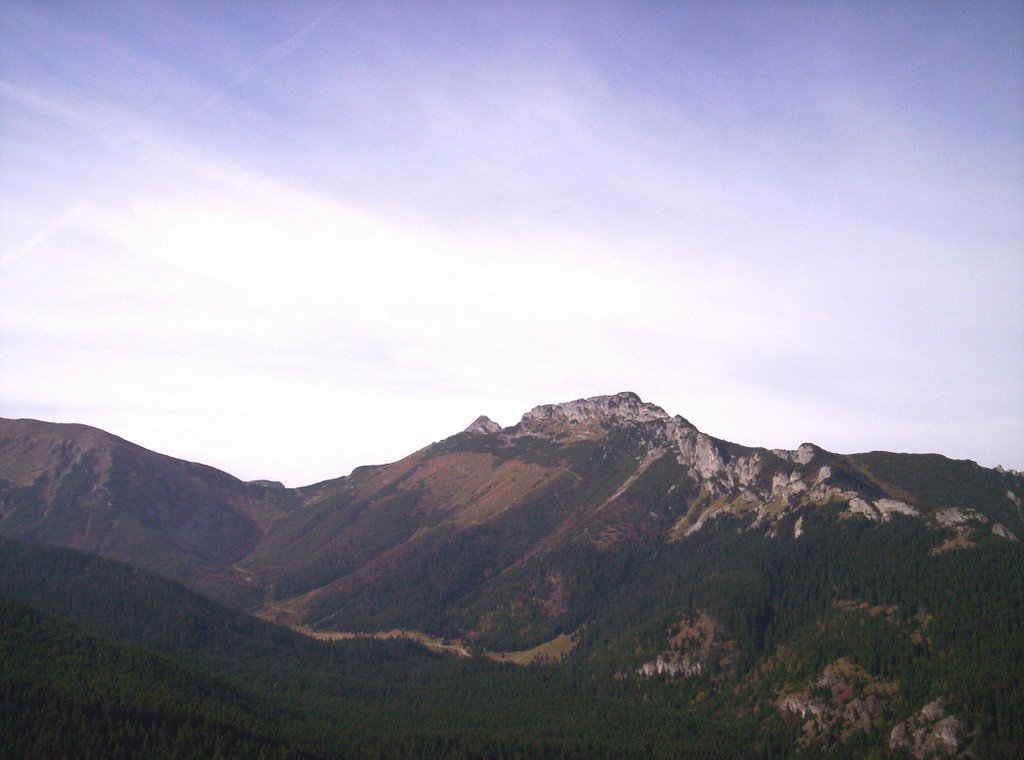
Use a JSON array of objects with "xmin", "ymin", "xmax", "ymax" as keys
[{"xmin": 1, "ymin": 1, "xmax": 1021, "ymax": 483}]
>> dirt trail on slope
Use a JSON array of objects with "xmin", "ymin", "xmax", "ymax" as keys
[
  {"xmin": 292, "ymin": 625, "xmax": 473, "ymax": 657},
  {"xmin": 275, "ymin": 619, "xmax": 583, "ymax": 665}
]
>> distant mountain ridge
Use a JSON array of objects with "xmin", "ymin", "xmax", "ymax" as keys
[
  {"xmin": 1, "ymin": 392, "xmax": 1022, "ymax": 637},
  {"xmin": 0, "ymin": 417, "xmax": 298, "ymax": 606}
]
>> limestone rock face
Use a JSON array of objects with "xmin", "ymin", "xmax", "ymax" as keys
[
  {"xmin": 779, "ymin": 693, "xmax": 829, "ymax": 723},
  {"xmin": 771, "ymin": 471, "xmax": 808, "ymax": 501},
  {"xmin": 889, "ymin": 698, "xmax": 968, "ymax": 759},
  {"xmin": 844, "ymin": 498, "xmax": 919, "ymax": 523},
  {"xmin": 667, "ymin": 418, "xmax": 726, "ymax": 480},
  {"xmin": 847, "ymin": 498, "xmax": 879, "ymax": 521},
  {"xmin": 875, "ymin": 499, "xmax": 919, "ymax": 520},
  {"xmin": 636, "ymin": 655, "xmax": 703, "ymax": 678}
]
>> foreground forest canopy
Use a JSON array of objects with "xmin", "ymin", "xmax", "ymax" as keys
[
  {"xmin": 2, "ymin": 520, "xmax": 1022, "ymax": 758},
  {"xmin": 1, "ymin": 394, "xmax": 1023, "ymax": 757}
]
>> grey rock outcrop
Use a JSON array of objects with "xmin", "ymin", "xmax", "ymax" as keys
[
  {"xmin": 991, "ymin": 523, "xmax": 1019, "ymax": 541},
  {"xmin": 876, "ymin": 498, "xmax": 919, "ymax": 520},
  {"xmin": 464, "ymin": 415, "xmax": 502, "ymax": 435},
  {"xmin": 636, "ymin": 655, "xmax": 703, "ymax": 678},
  {"xmin": 889, "ymin": 698, "xmax": 969, "ymax": 758},
  {"xmin": 933, "ymin": 507, "xmax": 987, "ymax": 528},
  {"xmin": 666, "ymin": 417, "xmax": 726, "ymax": 481},
  {"xmin": 520, "ymin": 391, "xmax": 669, "ymax": 427},
  {"xmin": 845, "ymin": 498, "xmax": 919, "ymax": 523},
  {"xmin": 494, "ymin": 392, "xmax": 1011, "ymax": 544},
  {"xmin": 779, "ymin": 659, "xmax": 895, "ymax": 750}
]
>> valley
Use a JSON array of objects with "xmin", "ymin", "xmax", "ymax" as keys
[{"xmin": 2, "ymin": 392, "xmax": 1023, "ymax": 758}]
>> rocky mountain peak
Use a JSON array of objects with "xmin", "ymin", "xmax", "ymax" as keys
[
  {"xmin": 464, "ymin": 415, "xmax": 502, "ymax": 435},
  {"xmin": 515, "ymin": 392, "xmax": 724, "ymax": 481},
  {"xmin": 520, "ymin": 391, "xmax": 670, "ymax": 428}
]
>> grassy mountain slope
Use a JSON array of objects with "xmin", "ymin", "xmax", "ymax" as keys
[{"xmin": 0, "ymin": 418, "xmax": 298, "ymax": 606}]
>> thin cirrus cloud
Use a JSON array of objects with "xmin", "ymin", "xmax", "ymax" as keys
[{"xmin": 1, "ymin": 0, "xmax": 1022, "ymax": 485}]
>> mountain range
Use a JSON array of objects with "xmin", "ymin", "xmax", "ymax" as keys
[{"xmin": 2, "ymin": 392, "xmax": 1022, "ymax": 758}]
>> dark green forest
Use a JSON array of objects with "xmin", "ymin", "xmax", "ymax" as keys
[{"xmin": 2, "ymin": 508, "xmax": 1022, "ymax": 759}]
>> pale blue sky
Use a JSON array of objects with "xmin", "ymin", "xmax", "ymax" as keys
[{"xmin": 2, "ymin": 1, "xmax": 1022, "ymax": 485}]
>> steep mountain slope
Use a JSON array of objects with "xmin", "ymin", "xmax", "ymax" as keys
[
  {"xmin": 239, "ymin": 393, "xmax": 1023, "ymax": 646},
  {"xmin": 0, "ymin": 418, "xmax": 298, "ymax": 606}
]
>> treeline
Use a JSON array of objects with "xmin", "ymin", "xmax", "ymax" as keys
[
  {"xmin": 1, "ymin": 596, "xmax": 308, "ymax": 759},
  {"xmin": 2, "ymin": 508, "xmax": 1022, "ymax": 758}
]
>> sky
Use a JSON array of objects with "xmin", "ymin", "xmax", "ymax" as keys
[{"xmin": 2, "ymin": 1, "xmax": 1022, "ymax": 486}]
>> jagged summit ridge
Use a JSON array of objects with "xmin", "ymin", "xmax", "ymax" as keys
[
  {"xmin": 520, "ymin": 391, "xmax": 673, "ymax": 427},
  {"xmin": 498, "ymin": 393, "xmax": 900, "ymax": 530},
  {"xmin": 512, "ymin": 392, "xmax": 724, "ymax": 481}
]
